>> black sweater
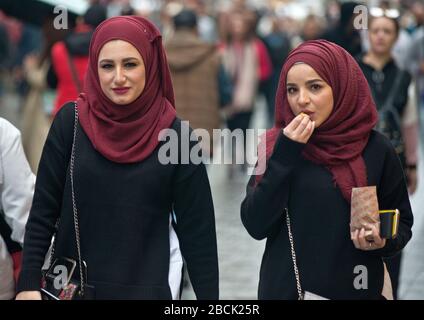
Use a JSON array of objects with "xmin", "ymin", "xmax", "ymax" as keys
[
  {"xmin": 241, "ymin": 131, "xmax": 413, "ymax": 300},
  {"xmin": 17, "ymin": 103, "xmax": 219, "ymax": 299}
]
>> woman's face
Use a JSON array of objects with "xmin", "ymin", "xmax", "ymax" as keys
[
  {"xmin": 98, "ymin": 40, "xmax": 146, "ymax": 105},
  {"xmin": 230, "ymin": 14, "xmax": 248, "ymax": 40},
  {"xmin": 368, "ymin": 17, "xmax": 398, "ymax": 55},
  {"xmin": 286, "ymin": 63, "xmax": 334, "ymax": 128}
]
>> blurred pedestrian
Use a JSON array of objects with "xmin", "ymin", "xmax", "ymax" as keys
[
  {"xmin": 321, "ymin": 1, "xmax": 363, "ymax": 57},
  {"xmin": 357, "ymin": 12, "xmax": 418, "ymax": 299},
  {"xmin": 48, "ymin": 3, "xmax": 107, "ymax": 117},
  {"xmin": 20, "ymin": 15, "xmax": 69, "ymax": 173},
  {"xmin": 0, "ymin": 118, "xmax": 35, "ymax": 300},
  {"xmin": 241, "ymin": 40, "xmax": 413, "ymax": 300},
  {"xmin": 408, "ymin": 0, "xmax": 424, "ymax": 34},
  {"xmin": 405, "ymin": 10, "xmax": 424, "ymax": 141},
  {"xmin": 185, "ymin": 0, "xmax": 218, "ymax": 43},
  {"xmin": 16, "ymin": 16, "xmax": 218, "ymax": 300},
  {"xmin": 221, "ymin": 9, "xmax": 272, "ymax": 175},
  {"xmin": 291, "ymin": 14, "xmax": 325, "ymax": 48},
  {"xmin": 166, "ymin": 9, "xmax": 223, "ymax": 158},
  {"xmin": 358, "ymin": 12, "xmax": 418, "ymax": 193},
  {"xmin": 260, "ymin": 16, "xmax": 291, "ymax": 127}
]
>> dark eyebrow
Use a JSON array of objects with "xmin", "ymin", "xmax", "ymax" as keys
[
  {"xmin": 286, "ymin": 79, "xmax": 324, "ymax": 86},
  {"xmin": 99, "ymin": 57, "xmax": 139, "ymax": 64},
  {"xmin": 305, "ymin": 79, "xmax": 324, "ymax": 85}
]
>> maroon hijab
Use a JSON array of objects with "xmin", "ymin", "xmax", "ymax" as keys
[
  {"xmin": 258, "ymin": 40, "xmax": 378, "ymax": 203},
  {"xmin": 76, "ymin": 16, "xmax": 176, "ymax": 163}
]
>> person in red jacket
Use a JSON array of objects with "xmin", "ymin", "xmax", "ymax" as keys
[{"xmin": 47, "ymin": 4, "xmax": 106, "ymax": 117}]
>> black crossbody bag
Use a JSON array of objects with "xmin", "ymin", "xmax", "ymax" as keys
[{"xmin": 40, "ymin": 104, "xmax": 95, "ymax": 300}]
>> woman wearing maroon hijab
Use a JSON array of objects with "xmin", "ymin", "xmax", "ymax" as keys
[
  {"xmin": 15, "ymin": 16, "xmax": 218, "ymax": 300},
  {"xmin": 241, "ymin": 40, "xmax": 413, "ymax": 299}
]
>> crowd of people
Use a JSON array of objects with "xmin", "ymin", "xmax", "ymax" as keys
[{"xmin": 0, "ymin": 0, "xmax": 423, "ymax": 300}]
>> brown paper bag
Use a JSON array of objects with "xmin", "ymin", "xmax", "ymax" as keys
[{"xmin": 350, "ymin": 186, "xmax": 380, "ymax": 235}]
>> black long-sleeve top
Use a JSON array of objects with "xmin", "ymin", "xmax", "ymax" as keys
[
  {"xmin": 241, "ymin": 131, "xmax": 413, "ymax": 300},
  {"xmin": 17, "ymin": 102, "xmax": 219, "ymax": 299}
]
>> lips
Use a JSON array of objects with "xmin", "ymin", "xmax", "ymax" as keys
[
  {"xmin": 302, "ymin": 110, "xmax": 315, "ymax": 117},
  {"xmin": 112, "ymin": 87, "xmax": 130, "ymax": 95}
]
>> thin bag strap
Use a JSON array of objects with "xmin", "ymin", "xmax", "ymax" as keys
[
  {"xmin": 70, "ymin": 103, "xmax": 85, "ymax": 295},
  {"xmin": 284, "ymin": 208, "xmax": 304, "ymax": 300},
  {"xmin": 48, "ymin": 103, "xmax": 85, "ymax": 295},
  {"xmin": 381, "ymin": 68, "xmax": 403, "ymax": 113}
]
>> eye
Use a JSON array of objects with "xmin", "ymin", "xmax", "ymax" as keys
[
  {"xmin": 100, "ymin": 63, "xmax": 113, "ymax": 70},
  {"xmin": 124, "ymin": 62, "xmax": 137, "ymax": 68},
  {"xmin": 310, "ymin": 84, "xmax": 322, "ymax": 91},
  {"xmin": 287, "ymin": 87, "xmax": 297, "ymax": 95}
]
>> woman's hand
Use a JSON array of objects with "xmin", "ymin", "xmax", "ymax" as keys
[
  {"xmin": 15, "ymin": 291, "xmax": 42, "ymax": 300},
  {"xmin": 351, "ymin": 224, "xmax": 386, "ymax": 251},
  {"xmin": 283, "ymin": 113, "xmax": 315, "ymax": 144}
]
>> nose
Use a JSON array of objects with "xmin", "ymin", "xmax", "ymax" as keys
[
  {"xmin": 298, "ymin": 89, "xmax": 310, "ymax": 106},
  {"xmin": 114, "ymin": 66, "xmax": 126, "ymax": 85}
]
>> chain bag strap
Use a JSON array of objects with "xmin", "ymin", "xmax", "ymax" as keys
[
  {"xmin": 70, "ymin": 103, "xmax": 85, "ymax": 296},
  {"xmin": 284, "ymin": 208, "xmax": 329, "ymax": 300},
  {"xmin": 42, "ymin": 103, "xmax": 86, "ymax": 299},
  {"xmin": 284, "ymin": 208, "xmax": 304, "ymax": 300}
]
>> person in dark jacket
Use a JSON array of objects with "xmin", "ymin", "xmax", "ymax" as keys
[
  {"xmin": 241, "ymin": 40, "xmax": 413, "ymax": 300},
  {"xmin": 357, "ymin": 12, "xmax": 418, "ymax": 300},
  {"xmin": 260, "ymin": 16, "xmax": 291, "ymax": 127},
  {"xmin": 47, "ymin": 4, "xmax": 106, "ymax": 116},
  {"xmin": 321, "ymin": 1, "xmax": 363, "ymax": 57},
  {"xmin": 16, "ymin": 16, "xmax": 219, "ymax": 300}
]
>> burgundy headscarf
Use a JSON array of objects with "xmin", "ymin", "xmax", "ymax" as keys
[
  {"xmin": 76, "ymin": 16, "xmax": 176, "ymax": 163},
  {"xmin": 257, "ymin": 40, "xmax": 378, "ymax": 203}
]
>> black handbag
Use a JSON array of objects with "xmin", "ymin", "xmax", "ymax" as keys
[{"xmin": 40, "ymin": 104, "xmax": 94, "ymax": 300}]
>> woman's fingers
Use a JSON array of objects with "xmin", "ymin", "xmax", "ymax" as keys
[
  {"xmin": 351, "ymin": 225, "xmax": 386, "ymax": 251},
  {"xmin": 357, "ymin": 228, "xmax": 369, "ymax": 249},
  {"xmin": 292, "ymin": 115, "xmax": 311, "ymax": 137},
  {"xmin": 369, "ymin": 223, "xmax": 386, "ymax": 248},
  {"xmin": 303, "ymin": 120, "xmax": 315, "ymax": 141},
  {"xmin": 351, "ymin": 229, "xmax": 360, "ymax": 249},
  {"xmin": 285, "ymin": 114, "xmax": 305, "ymax": 132},
  {"xmin": 283, "ymin": 114, "xmax": 314, "ymax": 144}
]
